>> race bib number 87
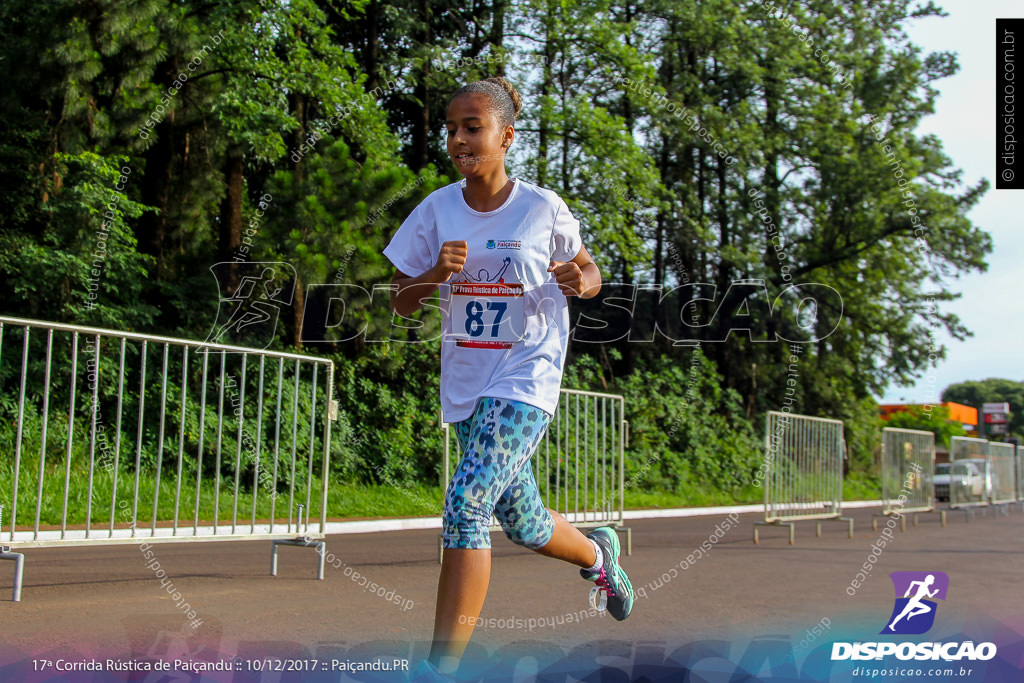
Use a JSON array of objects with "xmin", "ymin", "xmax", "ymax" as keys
[{"xmin": 450, "ymin": 281, "xmax": 525, "ymax": 349}]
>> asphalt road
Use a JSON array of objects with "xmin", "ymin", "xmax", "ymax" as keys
[{"xmin": 2, "ymin": 505, "xmax": 1022, "ymax": 679}]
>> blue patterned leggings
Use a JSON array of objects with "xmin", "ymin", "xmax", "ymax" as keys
[{"xmin": 442, "ymin": 397, "xmax": 556, "ymax": 550}]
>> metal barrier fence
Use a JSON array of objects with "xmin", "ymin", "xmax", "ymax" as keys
[
  {"xmin": 753, "ymin": 411, "xmax": 852, "ymax": 544},
  {"xmin": 440, "ymin": 389, "xmax": 628, "ymax": 562},
  {"xmin": 949, "ymin": 436, "xmax": 989, "ymax": 509},
  {"xmin": 0, "ymin": 316, "xmax": 335, "ymax": 601},
  {"xmin": 872, "ymin": 428, "xmax": 943, "ymax": 531},
  {"xmin": 1018, "ymin": 445, "xmax": 1024, "ymax": 502},
  {"xmin": 989, "ymin": 442, "xmax": 1017, "ymax": 505}
]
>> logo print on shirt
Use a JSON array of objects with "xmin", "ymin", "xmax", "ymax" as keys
[
  {"xmin": 486, "ymin": 239, "xmax": 521, "ymax": 250},
  {"xmin": 460, "ymin": 256, "xmax": 511, "ymax": 284}
]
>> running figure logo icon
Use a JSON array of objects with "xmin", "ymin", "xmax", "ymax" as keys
[
  {"xmin": 203, "ymin": 262, "xmax": 296, "ymax": 349},
  {"xmin": 881, "ymin": 571, "xmax": 949, "ymax": 635}
]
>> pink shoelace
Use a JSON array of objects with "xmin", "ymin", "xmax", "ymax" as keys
[
  {"xmin": 595, "ymin": 567, "xmax": 616, "ymax": 596},
  {"xmin": 589, "ymin": 567, "xmax": 614, "ymax": 610}
]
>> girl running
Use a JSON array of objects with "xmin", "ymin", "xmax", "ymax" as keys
[{"xmin": 383, "ymin": 76, "xmax": 633, "ymax": 680}]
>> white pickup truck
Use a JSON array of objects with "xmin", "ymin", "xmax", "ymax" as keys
[
  {"xmin": 934, "ymin": 462, "xmax": 952, "ymax": 502},
  {"xmin": 952, "ymin": 458, "xmax": 989, "ymax": 504}
]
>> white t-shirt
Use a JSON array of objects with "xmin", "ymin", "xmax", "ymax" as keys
[{"xmin": 383, "ymin": 177, "xmax": 582, "ymax": 423}]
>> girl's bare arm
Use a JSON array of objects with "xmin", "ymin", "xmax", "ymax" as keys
[{"xmin": 390, "ymin": 240, "xmax": 468, "ymax": 316}]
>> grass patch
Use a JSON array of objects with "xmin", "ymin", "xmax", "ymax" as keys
[
  {"xmin": 1, "ymin": 461, "xmax": 879, "ymax": 530},
  {"xmin": 324, "ymin": 483, "xmax": 443, "ymax": 519},
  {"xmin": 843, "ymin": 471, "xmax": 882, "ymax": 501},
  {"xmin": 0, "ymin": 458, "xmax": 321, "ymax": 530}
]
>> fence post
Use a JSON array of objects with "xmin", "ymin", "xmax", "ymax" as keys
[
  {"xmin": 873, "ymin": 428, "xmax": 940, "ymax": 531},
  {"xmin": 753, "ymin": 411, "xmax": 852, "ymax": 544},
  {"xmin": 0, "ymin": 314, "xmax": 334, "ymax": 600}
]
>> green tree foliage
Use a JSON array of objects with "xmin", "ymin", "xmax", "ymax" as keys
[
  {"xmin": 564, "ymin": 347, "xmax": 762, "ymax": 496},
  {"xmin": 0, "ymin": 152, "xmax": 156, "ymax": 329},
  {"xmin": 556, "ymin": 0, "xmax": 989, "ymax": 466},
  {"xmin": 941, "ymin": 378, "xmax": 1024, "ymax": 439},
  {"xmin": 884, "ymin": 405, "xmax": 967, "ymax": 449},
  {"xmin": 0, "ymin": 0, "xmax": 997, "ymax": 500}
]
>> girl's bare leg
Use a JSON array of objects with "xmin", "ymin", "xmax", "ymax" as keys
[
  {"xmin": 531, "ymin": 508, "xmax": 598, "ymax": 567},
  {"xmin": 428, "ymin": 548, "xmax": 491, "ymax": 671},
  {"xmin": 426, "ymin": 510, "xmax": 598, "ymax": 675}
]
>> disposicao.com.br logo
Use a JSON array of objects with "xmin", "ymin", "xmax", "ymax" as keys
[
  {"xmin": 883, "ymin": 570, "xmax": 949, "ymax": 636},
  {"xmin": 831, "ymin": 571, "xmax": 997, "ymax": 663}
]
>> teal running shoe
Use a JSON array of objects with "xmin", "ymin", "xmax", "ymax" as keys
[{"xmin": 579, "ymin": 526, "xmax": 634, "ymax": 621}]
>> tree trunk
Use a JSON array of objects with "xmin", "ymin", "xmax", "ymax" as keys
[
  {"xmin": 410, "ymin": 0, "xmax": 431, "ymax": 171},
  {"xmin": 290, "ymin": 92, "xmax": 306, "ymax": 182},
  {"xmin": 365, "ymin": 1, "xmax": 380, "ymax": 90},
  {"xmin": 764, "ymin": 58, "xmax": 782, "ymax": 284},
  {"xmin": 537, "ymin": 8, "xmax": 555, "ymax": 187},
  {"xmin": 137, "ymin": 57, "xmax": 179, "ymax": 279},
  {"xmin": 218, "ymin": 152, "xmax": 244, "ymax": 295},
  {"xmin": 139, "ymin": 117, "xmax": 173, "ymax": 278},
  {"xmin": 293, "ymin": 273, "xmax": 304, "ymax": 349},
  {"xmin": 491, "ymin": 0, "xmax": 505, "ymax": 76}
]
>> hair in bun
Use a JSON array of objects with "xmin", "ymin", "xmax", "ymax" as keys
[{"xmin": 450, "ymin": 76, "xmax": 522, "ymax": 128}]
